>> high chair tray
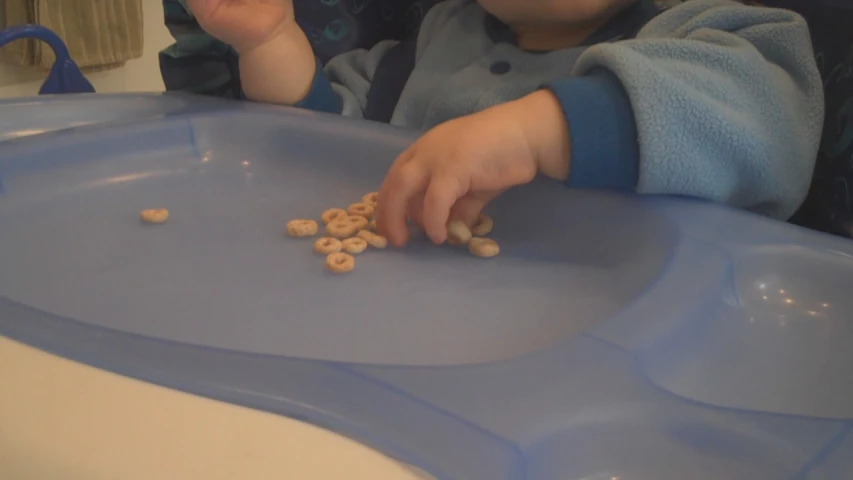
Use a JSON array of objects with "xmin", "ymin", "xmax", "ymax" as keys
[{"xmin": 1, "ymin": 93, "xmax": 851, "ymax": 480}]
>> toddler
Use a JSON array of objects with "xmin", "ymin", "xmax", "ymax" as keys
[{"xmin": 186, "ymin": 0, "xmax": 824, "ymax": 246}]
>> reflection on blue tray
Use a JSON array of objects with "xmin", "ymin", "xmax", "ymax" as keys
[{"xmin": 1, "ymin": 94, "xmax": 851, "ymax": 480}]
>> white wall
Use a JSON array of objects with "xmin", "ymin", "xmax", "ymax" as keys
[{"xmin": 0, "ymin": 1, "xmax": 172, "ymax": 98}]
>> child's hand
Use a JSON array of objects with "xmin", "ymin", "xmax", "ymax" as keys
[
  {"xmin": 189, "ymin": 0, "xmax": 314, "ymax": 105},
  {"xmin": 187, "ymin": 0, "xmax": 294, "ymax": 53},
  {"xmin": 376, "ymin": 91, "xmax": 572, "ymax": 247}
]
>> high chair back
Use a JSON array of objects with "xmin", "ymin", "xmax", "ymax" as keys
[
  {"xmin": 772, "ymin": 0, "xmax": 853, "ymax": 239},
  {"xmin": 291, "ymin": 0, "xmax": 443, "ymax": 62}
]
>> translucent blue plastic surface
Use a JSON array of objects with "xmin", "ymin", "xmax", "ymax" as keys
[
  {"xmin": 0, "ymin": 93, "xmax": 226, "ymax": 141},
  {"xmin": 1, "ymin": 94, "xmax": 852, "ymax": 480}
]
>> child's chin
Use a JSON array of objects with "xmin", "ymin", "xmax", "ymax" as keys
[{"xmin": 476, "ymin": 0, "xmax": 627, "ymax": 27}]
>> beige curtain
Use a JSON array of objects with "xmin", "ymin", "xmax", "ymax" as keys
[{"xmin": 1, "ymin": 0, "xmax": 144, "ymax": 72}]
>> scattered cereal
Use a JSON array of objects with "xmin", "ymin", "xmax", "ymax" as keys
[
  {"xmin": 140, "ymin": 208, "xmax": 169, "ymax": 224},
  {"xmin": 345, "ymin": 215, "xmax": 369, "ymax": 230},
  {"xmin": 325, "ymin": 252, "xmax": 355, "ymax": 273},
  {"xmin": 290, "ymin": 191, "xmax": 498, "ymax": 272},
  {"xmin": 357, "ymin": 229, "xmax": 388, "ymax": 249},
  {"xmin": 469, "ymin": 237, "xmax": 500, "ymax": 258},
  {"xmin": 471, "ymin": 214, "xmax": 494, "ymax": 236},
  {"xmin": 286, "ymin": 219, "xmax": 319, "ymax": 237},
  {"xmin": 362, "ymin": 192, "xmax": 379, "ymax": 206},
  {"xmin": 314, "ymin": 237, "xmax": 342, "ymax": 254},
  {"xmin": 321, "ymin": 208, "xmax": 348, "ymax": 224},
  {"xmin": 446, "ymin": 220, "xmax": 472, "ymax": 245},
  {"xmin": 342, "ymin": 237, "xmax": 368, "ymax": 254},
  {"xmin": 326, "ymin": 218, "xmax": 359, "ymax": 238},
  {"xmin": 347, "ymin": 203, "xmax": 374, "ymax": 218}
]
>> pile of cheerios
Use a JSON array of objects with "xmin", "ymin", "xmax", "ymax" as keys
[
  {"xmin": 140, "ymin": 192, "xmax": 499, "ymax": 275},
  {"xmin": 285, "ymin": 192, "xmax": 384, "ymax": 274},
  {"xmin": 285, "ymin": 191, "xmax": 500, "ymax": 274}
]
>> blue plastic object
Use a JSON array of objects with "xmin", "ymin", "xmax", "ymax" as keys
[
  {"xmin": 0, "ymin": 93, "xmax": 230, "ymax": 142},
  {"xmin": 1, "ymin": 94, "xmax": 852, "ymax": 480},
  {"xmin": 0, "ymin": 25, "xmax": 94, "ymax": 95}
]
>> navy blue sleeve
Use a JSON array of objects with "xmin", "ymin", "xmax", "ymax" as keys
[
  {"xmin": 292, "ymin": 59, "xmax": 344, "ymax": 114},
  {"xmin": 544, "ymin": 71, "xmax": 640, "ymax": 190}
]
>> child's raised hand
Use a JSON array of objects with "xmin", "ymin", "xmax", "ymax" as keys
[
  {"xmin": 375, "ymin": 91, "xmax": 571, "ymax": 247},
  {"xmin": 186, "ymin": 0, "xmax": 295, "ymax": 53}
]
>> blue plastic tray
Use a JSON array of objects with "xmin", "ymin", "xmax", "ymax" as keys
[{"xmin": 1, "ymin": 94, "xmax": 852, "ymax": 480}]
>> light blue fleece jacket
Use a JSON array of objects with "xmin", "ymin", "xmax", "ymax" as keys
[{"xmin": 297, "ymin": 0, "xmax": 824, "ymax": 220}]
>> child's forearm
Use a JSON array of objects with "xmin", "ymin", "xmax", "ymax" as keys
[{"xmin": 238, "ymin": 24, "xmax": 317, "ymax": 105}]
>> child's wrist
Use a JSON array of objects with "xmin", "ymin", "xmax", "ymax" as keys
[
  {"xmin": 238, "ymin": 23, "xmax": 317, "ymax": 105},
  {"xmin": 235, "ymin": 20, "xmax": 304, "ymax": 56},
  {"xmin": 513, "ymin": 91, "xmax": 572, "ymax": 181}
]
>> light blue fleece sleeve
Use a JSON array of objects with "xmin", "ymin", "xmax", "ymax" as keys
[
  {"xmin": 294, "ymin": 40, "xmax": 399, "ymax": 118},
  {"xmin": 549, "ymin": 0, "xmax": 824, "ymax": 220}
]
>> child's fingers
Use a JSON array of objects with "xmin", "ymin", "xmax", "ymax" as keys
[
  {"xmin": 377, "ymin": 160, "xmax": 427, "ymax": 247},
  {"xmin": 406, "ymin": 196, "xmax": 425, "ymax": 231},
  {"xmin": 422, "ymin": 172, "xmax": 465, "ymax": 244},
  {"xmin": 449, "ymin": 198, "xmax": 485, "ymax": 227}
]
